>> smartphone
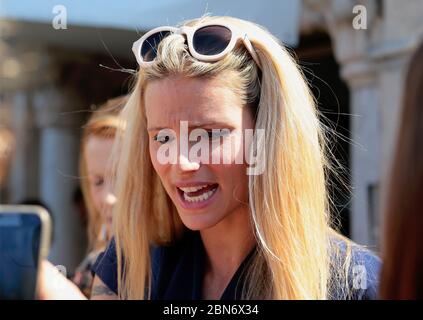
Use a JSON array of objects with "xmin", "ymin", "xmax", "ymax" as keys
[{"xmin": 0, "ymin": 205, "xmax": 51, "ymax": 300}]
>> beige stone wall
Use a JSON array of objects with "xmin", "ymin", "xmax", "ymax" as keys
[{"xmin": 301, "ymin": 0, "xmax": 423, "ymax": 247}]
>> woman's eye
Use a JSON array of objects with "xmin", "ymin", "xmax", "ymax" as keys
[
  {"xmin": 207, "ymin": 131, "xmax": 217, "ymax": 139},
  {"xmin": 206, "ymin": 130, "xmax": 230, "ymax": 140},
  {"xmin": 93, "ymin": 177, "xmax": 104, "ymax": 187},
  {"xmin": 153, "ymin": 134, "xmax": 173, "ymax": 144}
]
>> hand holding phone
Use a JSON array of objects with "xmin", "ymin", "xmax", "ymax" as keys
[
  {"xmin": 37, "ymin": 260, "xmax": 86, "ymax": 300},
  {"xmin": 0, "ymin": 205, "xmax": 51, "ymax": 300}
]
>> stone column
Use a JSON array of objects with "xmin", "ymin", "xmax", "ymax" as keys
[
  {"xmin": 7, "ymin": 90, "xmax": 40, "ymax": 203},
  {"xmin": 1, "ymin": 19, "xmax": 88, "ymax": 272},
  {"xmin": 344, "ymin": 69, "xmax": 380, "ymax": 246},
  {"xmin": 34, "ymin": 86, "xmax": 87, "ymax": 273},
  {"xmin": 304, "ymin": 0, "xmax": 382, "ymax": 246},
  {"xmin": 0, "ymin": 22, "xmax": 45, "ymax": 203},
  {"xmin": 304, "ymin": 0, "xmax": 422, "ymax": 248},
  {"xmin": 369, "ymin": 43, "xmax": 416, "ymax": 242}
]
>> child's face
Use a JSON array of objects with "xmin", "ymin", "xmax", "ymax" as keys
[
  {"xmin": 85, "ymin": 136, "xmax": 116, "ymax": 234},
  {"xmin": 145, "ymin": 74, "xmax": 255, "ymax": 231}
]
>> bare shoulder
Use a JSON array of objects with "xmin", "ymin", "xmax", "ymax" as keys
[{"xmin": 90, "ymin": 276, "xmax": 118, "ymax": 300}]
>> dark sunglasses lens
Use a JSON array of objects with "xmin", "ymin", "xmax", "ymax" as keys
[
  {"xmin": 141, "ymin": 31, "xmax": 171, "ymax": 62},
  {"xmin": 193, "ymin": 25, "xmax": 232, "ymax": 56}
]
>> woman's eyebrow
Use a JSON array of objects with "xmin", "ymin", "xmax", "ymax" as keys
[
  {"xmin": 147, "ymin": 122, "xmax": 232, "ymax": 131},
  {"xmin": 147, "ymin": 126, "xmax": 165, "ymax": 131},
  {"xmin": 188, "ymin": 122, "xmax": 232, "ymax": 129}
]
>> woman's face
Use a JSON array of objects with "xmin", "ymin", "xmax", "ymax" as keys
[
  {"xmin": 145, "ymin": 74, "xmax": 255, "ymax": 230},
  {"xmin": 85, "ymin": 136, "xmax": 117, "ymax": 233}
]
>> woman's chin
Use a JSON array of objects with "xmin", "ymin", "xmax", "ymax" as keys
[{"xmin": 178, "ymin": 213, "xmax": 220, "ymax": 231}]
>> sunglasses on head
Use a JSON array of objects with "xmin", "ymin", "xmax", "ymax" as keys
[{"xmin": 132, "ymin": 22, "xmax": 261, "ymax": 69}]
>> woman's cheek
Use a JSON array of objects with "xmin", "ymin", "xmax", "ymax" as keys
[
  {"xmin": 150, "ymin": 153, "xmax": 164, "ymax": 179},
  {"xmin": 89, "ymin": 185, "xmax": 103, "ymax": 213},
  {"xmin": 149, "ymin": 143, "xmax": 161, "ymax": 171},
  {"xmin": 212, "ymin": 133, "xmax": 244, "ymax": 165},
  {"xmin": 150, "ymin": 143, "xmax": 172, "ymax": 190}
]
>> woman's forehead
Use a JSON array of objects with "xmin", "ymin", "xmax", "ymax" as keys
[{"xmin": 144, "ymin": 75, "xmax": 244, "ymax": 130}]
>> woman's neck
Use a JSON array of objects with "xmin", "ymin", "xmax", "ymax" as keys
[{"xmin": 199, "ymin": 207, "xmax": 255, "ymax": 298}]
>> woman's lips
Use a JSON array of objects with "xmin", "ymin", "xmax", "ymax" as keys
[{"xmin": 176, "ymin": 183, "xmax": 219, "ymax": 210}]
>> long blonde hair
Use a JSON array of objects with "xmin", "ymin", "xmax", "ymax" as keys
[
  {"xmin": 114, "ymin": 15, "xmax": 350, "ymax": 299},
  {"xmin": 80, "ymin": 96, "xmax": 127, "ymax": 252}
]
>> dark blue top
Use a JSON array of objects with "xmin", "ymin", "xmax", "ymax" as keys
[{"xmin": 92, "ymin": 231, "xmax": 381, "ymax": 300}]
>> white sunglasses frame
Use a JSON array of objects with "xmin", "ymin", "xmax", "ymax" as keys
[{"xmin": 132, "ymin": 22, "xmax": 261, "ymax": 69}]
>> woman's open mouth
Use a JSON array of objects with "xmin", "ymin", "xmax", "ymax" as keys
[{"xmin": 176, "ymin": 183, "xmax": 219, "ymax": 209}]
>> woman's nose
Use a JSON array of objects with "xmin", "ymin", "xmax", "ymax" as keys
[
  {"xmin": 177, "ymin": 152, "xmax": 200, "ymax": 172},
  {"xmin": 104, "ymin": 192, "xmax": 117, "ymax": 206}
]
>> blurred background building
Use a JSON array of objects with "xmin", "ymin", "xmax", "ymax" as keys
[{"xmin": 1, "ymin": 0, "xmax": 422, "ymax": 273}]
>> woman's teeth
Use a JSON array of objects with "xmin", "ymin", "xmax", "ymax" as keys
[
  {"xmin": 178, "ymin": 184, "xmax": 218, "ymax": 203},
  {"xmin": 179, "ymin": 185, "xmax": 209, "ymax": 193},
  {"xmin": 183, "ymin": 189, "xmax": 216, "ymax": 202}
]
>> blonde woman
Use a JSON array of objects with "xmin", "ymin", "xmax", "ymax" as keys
[
  {"xmin": 39, "ymin": 15, "xmax": 380, "ymax": 300},
  {"xmin": 72, "ymin": 96, "xmax": 126, "ymax": 297}
]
